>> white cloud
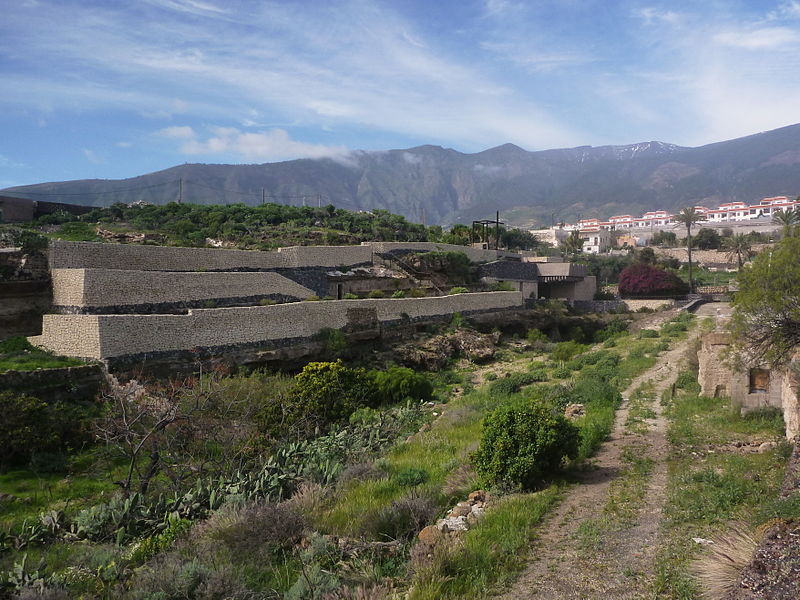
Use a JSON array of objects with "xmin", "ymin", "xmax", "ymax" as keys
[
  {"xmin": 0, "ymin": 154, "xmax": 28, "ymax": 169},
  {"xmin": 635, "ymin": 7, "xmax": 682, "ymax": 26},
  {"xmin": 116, "ymin": 141, "xmax": 132, "ymax": 148},
  {"xmin": 713, "ymin": 27, "xmax": 798, "ymax": 50},
  {"xmin": 82, "ymin": 148, "xmax": 105, "ymax": 164},
  {"xmin": 158, "ymin": 125, "xmax": 196, "ymax": 139},
  {"xmin": 170, "ymin": 127, "xmax": 350, "ymax": 162}
]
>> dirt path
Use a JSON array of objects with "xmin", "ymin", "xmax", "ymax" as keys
[{"xmin": 495, "ymin": 306, "xmax": 724, "ymax": 599}]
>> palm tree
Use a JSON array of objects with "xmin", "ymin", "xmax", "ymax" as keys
[
  {"xmin": 561, "ymin": 230, "xmax": 583, "ymax": 257},
  {"xmin": 772, "ymin": 207, "xmax": 799, "ymax": 237},
  {"xmin": 722, "ymin": 233, "xmax": 753, "ymax": 271},
  {"xmin": 673, "ymin": 206, "xmax": 705, "ymax": 293}
]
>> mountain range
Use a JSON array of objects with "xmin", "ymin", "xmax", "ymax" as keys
[{"xmin": 5, "ymin": 123, "xmax": 800, "ymax": 227}]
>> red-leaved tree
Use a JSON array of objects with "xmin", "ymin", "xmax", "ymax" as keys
[{"xmin": 618, "ymin": 263, "xmax": 688, "ymax": 297}]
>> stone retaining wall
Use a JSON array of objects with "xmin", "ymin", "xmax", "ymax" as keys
[
  {"xmin": 49, "ymin": 240, "xmax": 373, "ymax": 272},
  {"xmin": 33, "ymin": 292, "xmax": 523, "ymax": 360},
  {"xmin": 366, "ymin": 242, "xmax": 516, "ymax": 263},
  {"xmin": 51, "ymin": 269, "xmax": 316, "ymax": 309},
  {"xmin": 0, "ymin": 364, "xmax": 105, "ymax": 402},
  {"xmin": 622, "ymin": 299, "xmax": 676, "ymax": 311}
]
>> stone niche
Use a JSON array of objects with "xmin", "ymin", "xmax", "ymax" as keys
[{"xmin": 697, "ymin": 331, "xmax": 800, "ymax": 441}]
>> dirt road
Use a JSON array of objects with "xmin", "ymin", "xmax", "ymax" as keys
[{"xmin": 495, "ymin": 304, "xmax": 725, "ymax": 599}]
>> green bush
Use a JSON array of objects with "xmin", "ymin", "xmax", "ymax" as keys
[
  {"xmin": 258, "ymin": 298, "xmax": 277, "ymax": 306},
  {"xmin": 343, "ymin": 292, "xmax": 359, "ymax": 299},
  {"xmin": 491, "ymin": 281, "xmax": 516, "ymax": 291},
  {"xmin": 638, "ymin": 329, "xmax": 659, "ymax": 339},
  {"xmin": 408, "ymin": 288, "xmax": 427, "ymax": 298},
  {"xmin": 473, "ymin": 399, "xmax": 579, "ymax": 490},
  {"xmin": 392, "ymin": 289, "xmax": 407, "ymax": 298},
  {"xmin": 551, "ymin": 340, "xmax": 588, "ymax": 363},
  {"xmin": 527, "ymin": 329, "xmax": 549, "ymax": 344},
  {"xmin": 485, "ymin": 372, "xmax": 498, "ymax": 381},
  {"xmin": 449, "ymin": 286, "xmax": 469, "ymax": 294},
  {"xmin": 372, "ymin": 366, "xmax": 433, "ymax": 403},
  {"xmin": 287, "ymin": 360, "xmax": 379, "ymax": 431},
  {"xmin": 367, "ymin": 289, "xmax": 386, "ymax": 298},
  {"xmin": 0, "ymin": 391, "xmax": 93, "ymax": 470},
  {"xmin": 489, "ymin": 371, "xmax": 547, "ymax": 396},
  {"xmin": 552, "ymin": 366, "xmax": 571, "ymax": 379}
]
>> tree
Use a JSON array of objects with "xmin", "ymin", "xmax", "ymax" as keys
[
  {"xmin": 561, "ymin": 230, "xmax": 583, "ymax": 256},
  {"xmin": 618, "ymin": 263, "xmax": 688, "ymax": 297},
  {"xmin": 730, "ymin": 235, "xmax": 800, "ymax": 367},
  {"xmin": 772, "ymin": 207, "xmax": 799, "ymax": 237},
  {"xmin": 501, "ymin": 227, "xmax": 541, "ymax": 251},
  {"xmin": 722, "ymin": 233, "xmax": 753, "ymax": 271},
  {"xmin": 651, "ymin": 230, "xmax": 677, "ymax": 247},
  {"xmin": 693, "ymin": 227, "xmax": 721, "ymax": 250},
  {"xmin": 673, "ymin": 207, "xmax": 705, "ymax": 293}
]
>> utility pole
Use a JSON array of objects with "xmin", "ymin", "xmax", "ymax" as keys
[
  {"xmin": 178, "ymin": 178, "xmax": 183, "ymax": 204},
  {"xmin": 318, "ymin": 194, "xmax": 322, "ymax": 208},
  {"xmin": 496, "ymin": 211, "xmax": 500, "ymax": 250},
  {"xmin": 262, "ymin": 188, "xmax": 266, "ymax": 205}
]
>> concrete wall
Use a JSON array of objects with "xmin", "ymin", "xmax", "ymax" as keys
[
  {"xmin": 33, "ymin": 292, "xmax": 522, "ymax": 359},
  {"xmin": 0, "ymin": 196, "xmax": 35, "ymax": 223},
  {"xmin": 573, "ymin": 275, "xmax": 597, "ymax": 302},
  {"xmin": 623, "ymin": 298, "xmax": 675, "ymax": 311},
  {"xmin": 51, "ymin": 269, "xmax": 316, "ymax": 308},
  {"xmin": 49, "ymin": 240, "xmax": 373, "ymax": 272}
]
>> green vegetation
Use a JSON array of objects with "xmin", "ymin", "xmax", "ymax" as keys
[
  {"xmin": 473, "ymin": 399, "xmax": 579, "ymax": 490},
  {"xmin": 0, "ymin": 337, "xmax": 86, "ymax": 373},
  {"xmin": 654, "ymin": 371, "xmax": 792, "ymax": 599},
  {"xmin": 730, "ymin": 233, "xmax": 800, "ymax": 366},
  {"xmin": 33, "ymin": 202, "xmax": 439, "ymax": 249},
  {"xmin": 409, "ymin": 488, "xmax": 561, "ymax": 599}
]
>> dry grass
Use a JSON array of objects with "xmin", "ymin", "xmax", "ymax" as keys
[{"xmin": 691, "ymin": 522, "xmax": 758, "ymax": 600}]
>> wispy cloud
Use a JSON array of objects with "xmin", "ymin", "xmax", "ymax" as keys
[
  {"xmin": 0, "ymin": 0, "xmax": 584, "ymax": 153},
  {"xmin": 713, "ymin": 27, "xmax": 798, "ymax": 50},
  {"xmin": 161, "ymin": 126, "xmax": 350, "ymax": 162},
  {"xmin": 82, "ymin": 148, "xmax": 105, "ymax": 164}
]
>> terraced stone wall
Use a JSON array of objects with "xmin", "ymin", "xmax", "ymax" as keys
[
  {"xmin": 33, "ymin": 291, "xmax": 522, "ymax": 360},
  {"xmin": 51, "ymin": 269, "xmax": 316, "ymax": 311}
]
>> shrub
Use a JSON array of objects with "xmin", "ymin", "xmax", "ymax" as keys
[
  {"xmin": 0, "ymin": 391, "xmax": 92, "ymax": 470},
  {"xmin": 408, "ymin": 288, "xmax": 427, "ymax": 298},
  {"xmin": 618, "ymin": 263, "xmax": 688, "ymax": 297},
  {"xmin": 343, "ymin": 292, "xmax": 359, "ymax": 299},
  {"xmin": 203, "ymin": 501, "xmax": 305, "ymax": 557},
  {"xmin": 373, "ymin": 366, "xmax": 433, "ymax": 403},
  {"xmin": 638, "ymin": 329, "xmax": 660, "ymax": 339},
  {"xmin": 391, "ymin": 289, "xmax": 407, "ymax": 298},
  {"xmin": 527, "ymin": 329, "xmax": 549, "ymax": 344},
  {"xmin": 485, "ymin": 372, "xmax": 498, "ymax": 381},
  {"xmin": 372, "ymin": 492, "xmax": 438, "ymax": 541},
  {"xmin": 393, "ymin": 467, "xmax": 429, "ymax": 488},
  {"xmin": 473, "ymin": 399, "xmax": 579, "ymax": 489},
  {"xmin": 488, "ymin": 371, "xmax": 547, "ymax": 395},
  {"xmin": 305, "ymin": 295, "xmax": 322, "ymax": 301},
  {"xmin": 258, "ymin": 298, "xmax": 277, "ymax": 306},
  {"xmin": 289, "ymin": 360, "xmax": 380, "ymax": 430},
  {"xmin": 551, "ymin": 340, "xmax": 588, "ymax": 363},
  {"xmin": 367, "ymin": 289, "xmax": 386, "ymax": 298},
  {"xmin": 319, "ymin": 327, "xmax": 347, "ymax": 354},
  {"xmin": 491, "ymin": 281, "xmax": 516, "ymax": 291},
  {"xmin": 449, "ymin": 286, "xmax": 469, "ymax": 294},
  {"xmin": 552, "ymin": 366, "xmax": 571, "ymax": 379}
]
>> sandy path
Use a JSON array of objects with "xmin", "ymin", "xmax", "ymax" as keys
[{"xmin": 494, "ymin": 306, "xmax": 724, "ymax": 599}]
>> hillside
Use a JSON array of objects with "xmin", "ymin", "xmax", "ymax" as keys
[{"xmin": 4, "ymin": 124, "xmax": 800, "ymax": 227}]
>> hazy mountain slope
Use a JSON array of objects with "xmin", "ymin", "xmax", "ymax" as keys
[{"xmin": 5, "ymin": 124, "xmax": 800, "ymax": 226}]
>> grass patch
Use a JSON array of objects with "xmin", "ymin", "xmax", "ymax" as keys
[
  {"xmin": 408, "ymin": 487, "xmax": 561, "ymax": 599},
  {"xmin": 653, "ymin": 370, "xmax": 791, "ymax": 599},
  {"xmin": 0, "ymin": 336, "xmax": 86, "ymax": 373}
]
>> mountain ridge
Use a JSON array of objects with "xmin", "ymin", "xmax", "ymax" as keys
[{"xmin": 5, "ymin": 123, "xmax": 800, "ymax": 227}]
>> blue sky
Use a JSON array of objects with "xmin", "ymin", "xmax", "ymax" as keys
[{"xmin": 2, "ymin": 0, "xmax": 800, "ymax": 188}]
